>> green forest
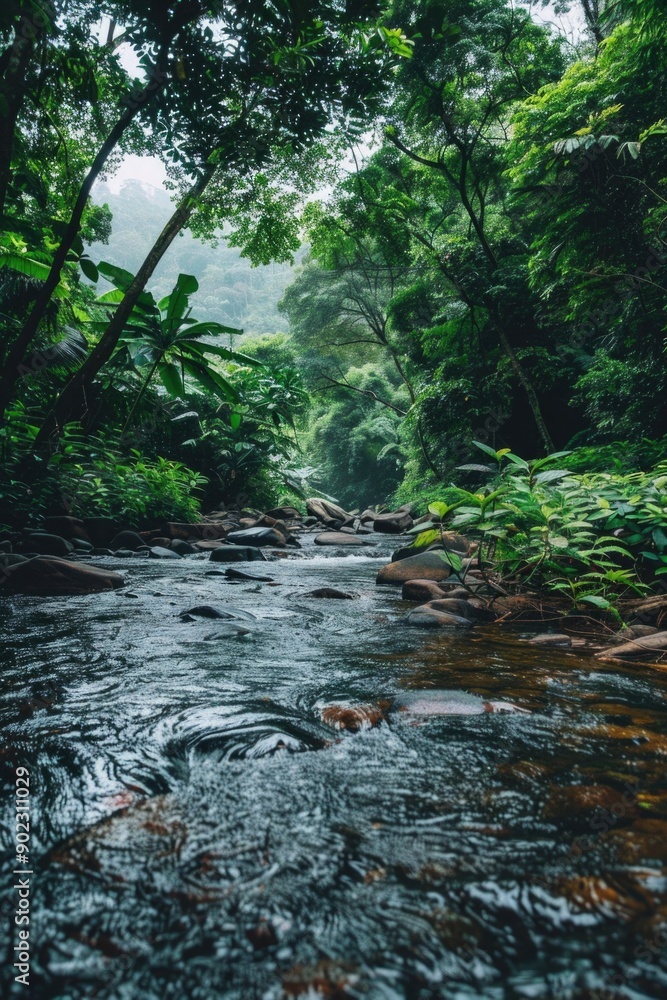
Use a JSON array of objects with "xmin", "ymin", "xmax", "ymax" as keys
[{"xmin": 1, "ymin": 0, "xmax": 667, "ymax": 608}]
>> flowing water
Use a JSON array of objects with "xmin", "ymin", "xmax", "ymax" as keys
[{"xmin": 1, "ymin": 539, "xmax": 667, "ymax": 999}]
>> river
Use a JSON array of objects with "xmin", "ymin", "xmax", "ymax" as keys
[{"xmin": 1, "ymin": 539, "xmax": 666, "ymax": 998}]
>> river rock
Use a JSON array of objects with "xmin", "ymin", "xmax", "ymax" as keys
[
  {"xmin": 82, "ymin": 516, "xmax": 120, "ymax": 547},
  {"xmin": 0, "ymin": 553, "xmax": 29, "ymax": 569},
  {"xmin": 149, "ymin": 546, "xmax": 182, "ymax": 559},
  {"xmin": 202, "ymin": 624, "xmax": 252, "ymax": 639},
  {"xmin": 426, "ymin": 598, "xmax": 491, "ymax": 621},
  {"xmin": 168, "ymin": 539, "xmax": 194, "ymax": 555},
  {"xmin": 543, "ymin": 784, "xmax": 640, "ymax": 827},
  {"xmin": 42, "ymin": 516, "xmax": 91, "ymax": 541},
  {"xmin": 301, "ymin": 588, "xmax": 355, "ymax": 599},
  {"xmin": 528, "ymin": 633, "xmax": 573, "ymax": 647},
  {"xmin": 109, "ymin": 530, "xmax": 145, "ymax": 552},
  {"xmin": 401, "ymin": 579, "xmax": 450, "ymax": 602},
  {"xmin": 377, "ymin": 550, "xmax": 453, "ymax": 585},
  {"xmin": 306, "ymin": 498, "xmax": 354, "ymax": 527},
  {"xmin": 373, "ymin": 509, "xmax": 413, "ymax": 534},
  {"xmin": 403, "ymin": 606, "xmax": 472, "ymax": 628},
  {"xmin": 226, "ymin": 527, "xmax": 286, "ymax": 548},
  {"xmin": 392, "ymin": 532, "xmax": 471, "ymax": 561},
  {"xmin": 1, "ymin": 556, "xmax": 125, "ymax": 595},
  {"xmin": 314, "ymin": 531, "xmax": 371, "ymax": 547},
  {"xmin": 193, "ymin": 540, "xmax": 227, "ymax": 551},
  {"xmin": 265, "ymin": 506, "xmax": 302, "ymax": 521},
  {"xmin": 209, "ymin": 545, "xmax": 266, "ymax": 563},
  {"xmin": 19, "ymin": 532, "xmax": 73, "ymax": 558},
  {"xmin": 71, "ymin": 537, "xmax": 93, "ymax": 552},
  {"xmin": 181, "ymin": 605, "xmax": 235, "ymax": 619},
  {"xmin": 596, "ymin": 630, "xmax": 667, "ymax": 660},
  {"xmin": 320, "ymin": 703, "xmax": 385, "ymax": 731},
  {"xmin": 224, "ymin": 568, "xmax": 275, "ymax": 582},
  {"xmin": 393, "ymin": 690, "xmax": 526, "ymax": 716},
  {"xmin": 162, "ymin": 522, "xmax": 227, "ymax": 540}
]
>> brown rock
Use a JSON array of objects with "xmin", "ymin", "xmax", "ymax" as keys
[
  {"xmin": 404, "ymin": 606, "xmax": 472, "ymax": 628},
  {"xmin": 320, "ymin": 703, "xmax": 385, "ymax": 731},
  {"xmin": 305, "ymin": 497, "xmax": 354, "ymax": 527},
  {"xmin": 2, "ymin": 556, "xmax": 125, "ymax": 595},
  {"xmin": 605, "ymin": 819, "xmax": 667, "ymax": 864},
  {"xmin": 401, "ymin": 579, "xmax": 449, "ymax": 602},
  {"xmin": 301, "ymin": 588, "xmax": 355, "ymax": 599},
  {"xmin": 373, "ymin": 510, "xmax": 413, "ymax": 534},
  {"xmin": 314, "ymin": 532, "xmax": 372, "ymax": 547},
  {"xmin": 377, "ymin": 551, "xmax": 453, "ymax": 585},
  {"xmin": 543, "ymin": 784, "xmax": 639, "ymax": 827},
  {"xmin": 528, "ymin": 633, "xmax": 572, "ymax": 648},
  {"xmin": 162, "ymin": 522, "xmax": 227, "ymax": 541},
  {"xmin": 265, "ymin": 506, "xmax": 301, "ymax": 521},
  {"xmin": 42, "ymin": 516, "xmax": 91, "ymax": 542},
  {"xmin": 193, "ymin": 540, "xmax": 227, "ymax": 551},
  {"xmin": 596, "ymin": 630, "xmax": 667, "ymax": 659}
]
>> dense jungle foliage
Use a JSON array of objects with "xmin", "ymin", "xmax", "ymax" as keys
[{"xmin": 1, "ymin": 0, "xmax": 666, "ymax": 601}]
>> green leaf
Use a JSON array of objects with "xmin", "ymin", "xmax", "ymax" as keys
[
  {"xmin": 579, "ymin": 595, "xmax": 613, "ymax": 610},
  {"xmin": 79, "ymin": 257, "xmax": 99, "ymax": 282}
]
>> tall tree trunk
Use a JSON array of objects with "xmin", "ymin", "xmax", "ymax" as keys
[
  {"xmin": 35, "ymin": 168, "xmax": 214, "ymax": 445},
  {"xmin": 0, "ymin": 3, "xmax": 54, "ymax": 216},
  {"xmin": 0, "ymin": 49, "xmax": 173, "ymax": 416}
]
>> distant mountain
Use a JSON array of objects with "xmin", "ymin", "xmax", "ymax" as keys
[{"xmin": 89, "ymin": 179, "xmax": 297, "ymax": 336}]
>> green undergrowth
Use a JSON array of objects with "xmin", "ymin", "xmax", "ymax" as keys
[{"xmin": 408, "ymin": 443, "xmax": 667, "ymax": 611}]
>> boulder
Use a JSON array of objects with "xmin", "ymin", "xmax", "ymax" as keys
[
  {"xmin": 377, "ymin": 551, "xmax": 453, "ymax": 585},
  {"xmin": 392, "ymin": 533, "xmax": 471, "ymax": 562},
  {"xmin": 19, "ymin": 532, "xmax": 73, "ymax": 558},
  {"xmin": 162, "ymin": 522, "xmax": 227, "ymax": 541},
  {"xmin": 226, "ymin": 527, "xmax": 286, "ymax": 548},
  {"xmin": 305, "ymin": 498, "xmax": 354, "ymax": 527},
  {"xmin": 596, "ymin": 630, "xmax": 667, "ymax": 660},
  {"xmin": 209, "ymin": 545, "xmax": 267, "ymax": 563},
  {"xmin": 426, "ymin": 598, "xmax": 490, "ymax": 621},
  {"xmin": 359, "ymin": 509, "xmax": 377, "ymax": 524},
  {"xmin": 171, "ymin": 539, "xmax": 196, "ymax": 556},
  {"xmin": 71, "ymin": 538, "xmax": 93, "ymax": 552},
  {"xmin": 82, "ymin": 517, "xmax": 120, "ymax": 548},
  {"xmin": 109, "ymin": 530, "xmax": 145, "ymax": 552},
  {"xmin": 314, "ymin": 531, "xmax": 372, "ymax": 547},
  {"xmin": 149, "ymin": 546, "xmax": 182, "ymax": 559},
  {"xmin": 42, "ymin": 516, "xmax": 90, "ymax": 542},
  {"xmin": 1, "ymin": 556, "xmax": 125, "ymax": 595},
  {"xmin": 265, "ymin": 506, "xmax": 301, "ymax": 521},
  {"xmin": 373, "ymin": 510, "xmax": 413, "ymax": 534},
  {"xmin": 403, "ymin": 606, "xmax": 472, "ymax": 628},
  {"xmin": 193, "ymin": 540, "xmax": 227, "ymax": 551},
  {"xmin": 402, "ymin": 579, "xmax": 450, "ymax": 603}
]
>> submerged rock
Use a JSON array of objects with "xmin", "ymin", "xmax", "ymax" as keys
[
  {"xmin": 528, "ymin": 633, "xmax": 573, "ymax": 648},
  {"xmin": 320, "ymin": 702, "xmax": 385, "ymax": 731},
  {"xmin": 394, "ymin": 690, "xmax": 527, "ymax": 716},
  {"xmin": 209, "ymin": 545, "xmax": 267, "ymax": 563},
  {"xmin": 1, "ymin": 556, "xmax": 125, "ymax": 595},
  {"xmin": 301, "ymin": 587, "xmax": 355, "ymax": 599},
  {"xmin": 377, "ymin": 551, "xmax": 453, "ymax": 585},
  {"xmin": 224, "ymin": 568, "xmax": 275, "ymax": 582}
]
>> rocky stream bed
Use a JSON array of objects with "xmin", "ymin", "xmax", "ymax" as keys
[{"xmin": 1, "ymin": 504, "xmax": 667, "ymax": 998}]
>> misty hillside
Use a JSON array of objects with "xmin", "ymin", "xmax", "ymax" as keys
[{"xmin": 89, "ymin": 179, "xmax": 295, "ymax": 336}]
